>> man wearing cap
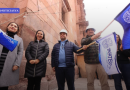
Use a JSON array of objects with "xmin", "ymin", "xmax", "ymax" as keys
[
  {"xmin": 51, "ymin": 29, "xmax": 86, "ymax": 90},
  {"xmin": 81, "ymin": 28, "xmax": 110, "ymax": 90}
]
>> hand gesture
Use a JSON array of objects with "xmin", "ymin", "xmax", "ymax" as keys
[
  {"xmin": 35, "ymin": 59, "xmax": 40, "ymax": 64},
  {"xmin": 91, "ymin": 31, "xmax": 103, "ymax": 40},
  {"xmin": 52, "ymin": 67, "xmax": 55, "ymax": 72},
  {"xmin": 29, "ymin": 60, "xmax": 35, "ymax": 64},
  {"xmin": 12, "ymin": 65, "xmax": 19, "ymax": 71},
  {"xmin": 83, "ymin": 45, "xmax": 89, "ymax": 50}
]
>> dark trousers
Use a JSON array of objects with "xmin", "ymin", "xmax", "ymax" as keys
[
  {"xmin": 55, "ymin": 67, "xmax": 75, "ymax": 90},
  {"xmin": 113, "ymin": 63, "xmax": 130, "ymax": 90},
  {"xmin": 27, "ymin": 77, "xmax": 42, "ymax": 90},
  {"xmin": 0, "ymin": 87, "xmax": 8, "ymax": 90},
  {"xmin": 113, "ymin": 73, "xmax": 123, "ymax": 90}
]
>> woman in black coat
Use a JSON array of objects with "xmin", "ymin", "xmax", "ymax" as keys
[
  {"xmin": 113, "ymin": 34, "xmax": 130, "ymax": 90},
  {"xmin": 24, "ymin": 30, "xmax": 49, "ymax": 90}
]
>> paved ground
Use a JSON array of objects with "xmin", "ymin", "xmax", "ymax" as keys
[
  {"xmin": 54, "ymin": 78, "xmax": 126, "ymax": 90},
  {"xmin": 9, "ymin": 78, "xmax": 126, "ymax": 90}
]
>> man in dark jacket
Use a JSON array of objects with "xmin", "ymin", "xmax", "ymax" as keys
[
  {"xmin": 51, "ymin": 29, "xmax": 86, "ymax": 90},
  {"xmin": 81, "ymin": 28, "xmax": 110, "ymax": 90}
]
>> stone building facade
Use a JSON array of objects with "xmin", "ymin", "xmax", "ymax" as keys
[{"xmin": 0, "ymin": 0, "xmax": 88, "ymax": 89}]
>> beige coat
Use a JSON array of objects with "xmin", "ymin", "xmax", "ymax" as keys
[{"xmin": 0, "ymin": 35, "xmax": 23, "ymax": 87}]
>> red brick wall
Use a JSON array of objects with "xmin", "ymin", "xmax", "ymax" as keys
[{"xmin": 0, "ymin": 0, "xmax": 87, "ymax": 79}]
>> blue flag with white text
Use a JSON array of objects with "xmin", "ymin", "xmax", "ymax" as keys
[
  {"xmin": 97, "ymin": 33, "xmax": 120, "ymax": 75},
  {"xmin": 0, "ymin": 29, "xmax": 18, "ymax": 51},
  {"xmin": 114, "ymin": 3, "xmax": 130, "ymax": 50}
]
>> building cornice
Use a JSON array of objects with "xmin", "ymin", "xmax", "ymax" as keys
[{"xmin": 77, "ymin": 21, "xmax": 88, "ymax": 26}]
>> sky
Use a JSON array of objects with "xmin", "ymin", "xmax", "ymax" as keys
[{"xmin": 83, "ymin": 0, "xmax": 130, "ymax": 38}]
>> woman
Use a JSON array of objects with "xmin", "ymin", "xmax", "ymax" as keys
[
  {"xmin": 0, "ymin": 22, "xmax": 23, "ymax": 90},
  {"xmin": 113, "ymin": 34, "xmax": 130, "ymax": 90},
  {"xmin": 24, "ymin": 30, "xmax": 49, "ymax": 90}
]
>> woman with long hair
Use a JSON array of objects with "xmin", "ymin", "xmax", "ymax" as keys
[
  {"xmin": 0, "ymin": 22, "xmax": 23, "ymax": 90},
  {"xmin": 24, "ymin": 30, "xmax": 49, "ymax": 90},
  {"xmin": 113, "ymin": 34, "xmax": 130, "ymax": 90}
]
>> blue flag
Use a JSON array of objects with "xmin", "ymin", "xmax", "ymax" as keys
[
  {"xmin": 97, "ymin": 33, "xmax": 120, "ymax": 75},
  {"xmin": 0, "ymin": 29, "xmax": 18, "ymax": 51},
  {"xmin": 114, "ymin": 3, "xmax": 130, "ymax": 50}
]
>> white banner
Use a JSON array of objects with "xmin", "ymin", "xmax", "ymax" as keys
[{"xmin": 97, "ymin": 32, "xmax": 120, "ymax": 75}]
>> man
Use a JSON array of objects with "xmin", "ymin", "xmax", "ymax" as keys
[
  {"xmin": 51, "ymin": 29, "xmax": 86, "ymax": 90},
  {"xmin": 81, "ymin": 28, "xmax": 110, "ymax": 90}
]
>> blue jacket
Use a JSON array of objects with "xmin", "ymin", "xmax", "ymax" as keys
[{"xmin": 51, "ymin": 40, "xmax": 82, "ymax": 67}]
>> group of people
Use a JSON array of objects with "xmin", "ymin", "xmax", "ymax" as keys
[{"xmin": 0, "ymin": 22, "xmax": 130, "ymax": 90}]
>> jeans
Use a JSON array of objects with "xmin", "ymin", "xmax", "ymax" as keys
[
  {"xmin": 113, "ymin": 63, "xmax": 130, "ymax": 90},
  {"xmin": 55, "ymin": 67, "xmax": 75, "ymax": 90},
  {"xmin": 113, "ymin": 73, "xmax": 123, "ymax": 90}
]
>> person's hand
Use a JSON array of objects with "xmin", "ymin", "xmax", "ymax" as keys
[
  {"xmin": 52, "ymin": 67, "xmax": 55, "ymax": 72},
  {"xmin": 29, "ymin": 60, "xmax": 35, "ymax": 64},
  {"xmin": 91, "ymin": 31, "xmax": 103, "ymax": 40},
  {"xmin": 35, "ymin": 59, "xmax": 40, "ymax": 64},
  {"xmin": 82, "ymin": 45, "xmax": 89, "ymax": 50},
  {"xmin": 12, "ymin": 65, "xmax": 19, "ymax": 71},
  {"xmin": 120, "ymin": 44, "xmax": 123, "ymax": 51}
]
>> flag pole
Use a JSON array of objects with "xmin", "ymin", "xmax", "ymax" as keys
[
  {"xmin": 102, "ymin": 19, "xmax": 114, "ymax": 32},
  {"xmin": 77, "ymin": 41, "xmax": 96, "ymax": 52},
  {"xmin": 77, "ymin": 19, "xmax": 114, "ymax": 52}
]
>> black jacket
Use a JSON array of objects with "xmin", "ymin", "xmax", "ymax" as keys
[
  {"xmin": 51, "ymin": 40, "xmax": 82, "ymax": 67},
  {"xmin": 117, "ymin": 45, "xmax": 130, "ymax": 64},
  {"xmin": 24, "ymin": 40, "xmax": 49, "ymax": 77}
]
